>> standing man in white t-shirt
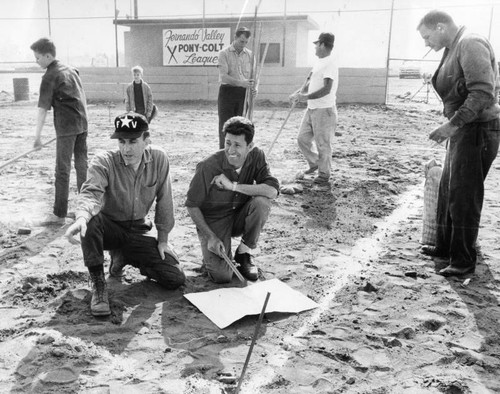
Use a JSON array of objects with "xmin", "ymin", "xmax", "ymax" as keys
[{"xmin": 289, "ymin": 32, "xmax": 338, "ymax": 185}]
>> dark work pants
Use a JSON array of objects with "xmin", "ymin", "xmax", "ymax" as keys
[
  {"xmin": 54, "ymin": 132, "xmax": 88, "ymax": 218},
  {"xmin": 436, "ymin": 118, "xmax": 500, "ymax": 269},
  {"xmin": 81, "ymin": 213, "xmax": 185, "ymax": 289},
  {"xmin": 217, "ymin": 85, "xmax": 247, "ymax": 149},
  {"xmin": 197, "ymin": 196, "xmax": 272, "ymax": 283}
]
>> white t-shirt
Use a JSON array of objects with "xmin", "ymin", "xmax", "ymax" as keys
[{"xmin": 307, "ymin": 55, "xmax": 338, "ymax": 109}]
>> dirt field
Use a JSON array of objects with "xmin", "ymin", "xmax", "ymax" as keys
[{"xmin": 0, "ymin": 95, "xmax": 499, "ymax": 394}]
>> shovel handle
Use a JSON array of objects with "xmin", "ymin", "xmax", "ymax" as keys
[{"xmin": 221, "ymin": 252, "xmax": 246, "ymax": 283}]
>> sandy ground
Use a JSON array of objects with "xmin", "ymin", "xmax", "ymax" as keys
[{"xmin": 0, "ymin": 93, "xmax": 499, "ymax": 394}]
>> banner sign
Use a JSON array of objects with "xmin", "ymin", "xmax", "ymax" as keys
[{"xmin": 163, "ymin": 27, "xmax": 231, "ymax": 67}]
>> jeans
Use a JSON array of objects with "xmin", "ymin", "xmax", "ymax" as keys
[
  {"xmin": 197, "ymin": 196, "xmax": 272, "ymax": 283},
  {"xmin": 54, "ymin": 132, "xmax": 88, "ymax": 217},
  {"xmin": 436, "ymin": 118, "xmax": 500, "ymax": 269},
  {"xmin": 217, "ymin": 85, "xmax": 247, "ymax": 149},
  {"xmin": 81, "ymin": 213, "xmax": 185, "ymax": 290},
  {"xmin": 297, "ymin": 107, "xmax": 337, "ymax": 178}
]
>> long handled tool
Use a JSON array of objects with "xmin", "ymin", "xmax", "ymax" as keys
[
  {"xmin": 0, "ymin": 137, "xmax": 56, "ymax": 171},
  {"xmin": 266, "ymin": 101, "xmax": 297, "ymax": 156},
  {"xmin": 221, "ymin": 251, "xmax": 247, "ymax": 283},
  {"xmin": 266, "ymin": 72, "xmax": 311, "ymax": 157},
  {"xmin": 234, "ymin": 291, "xmax": 271, "ymax": 394},
  {"xmin": 243, "ymin": 1, "xmax": 263, "ymax": 121}
]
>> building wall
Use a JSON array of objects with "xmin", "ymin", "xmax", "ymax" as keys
[
  {"xmin": 108, "ymin": 18, "xmax": 386, "ymax": 105},
  {"xmin": 79, "ymin": 66, "xmax": 387, "ymax": 104},
  {"xmin": 122, "ymin": 19, "xmax": 310, "ymax": 69},
  {"xmin": 128, "ymin": 26, "xmax": 165, "ymax": 67}
]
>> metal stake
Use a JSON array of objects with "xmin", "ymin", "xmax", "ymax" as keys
[{"xmin": 234, "ymin": 291, "xmax": 271, "ymax": 394}]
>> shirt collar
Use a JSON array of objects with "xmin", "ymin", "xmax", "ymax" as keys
[
  {"xmin": 229, "ymin": 45, "xmax": 250, "ymax": 56},
  {"xmin": 220, "ymin": 149, "xmax": 252, "ymax": 172},
  {"xmin": 47, "ymin": 59, "xmax": 58, "ymax": 69},
  {"xmin": 450, "ymin": 26, "xmax": 466, "ymax": 49}
]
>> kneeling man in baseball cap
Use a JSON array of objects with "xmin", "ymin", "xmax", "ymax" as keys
[{"xmin": 65, "ymin": 112, "xmax": 185, "ymax": 317}]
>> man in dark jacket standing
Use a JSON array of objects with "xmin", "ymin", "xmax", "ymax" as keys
[{"xmin": 417, "ymin": 10, "xmax": 500, "ymax": 276}]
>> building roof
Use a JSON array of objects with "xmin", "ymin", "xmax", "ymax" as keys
[{"xmin": 114, "ymin": 14, "xmax": 319, "ymax": 30}]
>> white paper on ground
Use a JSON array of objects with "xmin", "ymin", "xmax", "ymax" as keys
[{"xmin": 184, "ymin": 278, "xmax": 319, "ymax": 329}]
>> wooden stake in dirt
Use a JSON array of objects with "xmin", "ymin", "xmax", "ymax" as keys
[
  {"xmin": 0, "ymin": 137, "xmax": 56, "ymax": 171},
  {"xmin": 234, "ymin": 291, "xmax": 271, "ymax": 394}
]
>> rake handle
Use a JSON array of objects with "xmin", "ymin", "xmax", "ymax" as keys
[{"xmin": 0, "ymin": 137, "xmax": 56, "ymax": 171}]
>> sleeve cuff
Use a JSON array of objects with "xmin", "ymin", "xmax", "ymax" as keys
[
  {"xmin": 157, "ymin": 230, "xmax": 169, "ymax": 244},
  {"xmin": 449, "ymin": 115, "xmax": 465, "ymax": 129},
  {"xmin": 75, "ymin": 211, "xmax": 91, "ymax": 223}
]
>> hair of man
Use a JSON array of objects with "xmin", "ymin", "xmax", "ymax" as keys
[
  {"xmin": 417, "ymin": 10, "xmax": 454, "ymax": 30},
  {"xmin": 30, "ymin": 37, "xmax": 56, "ymax": 57},
  {"xmin": 223, "ymin": 116, "xmax": 255, "ymax": 144},
  {"xmin": 131, "ymin": 65, "xmax": 143, "ymax": 74}
]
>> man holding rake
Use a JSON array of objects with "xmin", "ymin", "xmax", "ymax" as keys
[{"xmin": 289, "ymin": 32, "xmax": 338, "ymax": 186}]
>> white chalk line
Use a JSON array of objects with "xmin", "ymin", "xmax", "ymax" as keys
[{"xmin": 242, "ymin": 183, "xmax": 423, "ymax": 393}]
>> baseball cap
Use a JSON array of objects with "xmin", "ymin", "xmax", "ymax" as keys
[
  {"xmin": 111, "ymin": 112, "xmax": 149, "ymax": 139},
  {"xmin": 313, "ymin": 32, "xmax": 335, "ymax": 47},
  {"xmin": 236, "ymin": 26, "xmax": 251, "ymax": 37}
]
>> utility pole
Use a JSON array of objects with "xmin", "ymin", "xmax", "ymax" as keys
[
  {"xmin": 384, "ymin": 0, "xmax": 395, "ymax": 105},
  {"xmin": 202, "ymin": 0, "xmax": 206, "ymax": 30},
  {"xmin": 282, "ymin": 0, "xmax": 286, "ymax": 67},
  {"xmin": 47, "ymin": 0, "xmax": 52, "ymax": 36},
  {"xmin": 114, "ymin": 0, "xmax": 119, "ymax": 67},
  {"xmin": 488, "ymin": 5, "xmax": 494, "ymax": 40}
]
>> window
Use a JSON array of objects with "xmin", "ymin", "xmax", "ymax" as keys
[{"xmin": 259, "ymin": 43, "xmax": 280, "ymax": 64}]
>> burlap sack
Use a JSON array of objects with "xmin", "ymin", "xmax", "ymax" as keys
[{"xmin": 421, "ymin": 159, "xmax": 442, "ymax": 245}]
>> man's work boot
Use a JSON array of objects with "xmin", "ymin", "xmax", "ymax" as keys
[
  {"xmin": 438, "ymin": 265, "xmax": 475, "ymax": 277},
  {"xmin": 235, "ymin": 252, "xmax": 259, "ymax": 281},
  {"xmin": 295, "ymin": 165, "xmax": 318, "ymax": 180},
  {"xmin": 109, "ymin": 249, "xmax": 127, "ymax": 277},
  {"xmin": 89, "ymin": 270, "xmax": 111, "ymax": 316}
]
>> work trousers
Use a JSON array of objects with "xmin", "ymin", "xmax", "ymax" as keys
[
  {"xmin": 197, "ymin": 196, "xmax": 272, "ymax": 283},
  {"xmin": 54, "ymin": 132, "xmax": 88, "ymax": 218},
  {"xmin": 436, "ymin": 118, "xmax": 500, "ymax": 269},
  {"xmin": 297, "ymin": 107, "xmax": 337, "ymax": 178},
  {"xmin": 81, "ymin": 213, "xmax": 185, "ymax": 289},
  {"xmin": 217, "ymin": 85, "xmax": 247, "ymax": 149}
]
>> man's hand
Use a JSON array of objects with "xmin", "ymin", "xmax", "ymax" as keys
[
  {"xmin": 429, "ymin": 122, "xmax": 459, "ymax": 144},
  {"xmin": 289, "ymin": 90, "xmax": 306, "ymax": 105},
  {"xmin": 240, "ymin": 79, "xmax": 255, "ymax": 89},
  {"xmin": 211, "ymin": 174, "xmax": 233, "ymax": 190},
  {"xmin": 64, "ymin": 217, "xmax": 87, "ymax": 244},
  {"xmin": 157, "ymin": 241, "xmax": 179, "ymax": 261},
  {"xmin": 289, "ymin": 90, "xmax": 300, "ymax": 105},
  {"xmin": 207, "ymin": 235, "xmax": 225, "ymax": 258}
]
